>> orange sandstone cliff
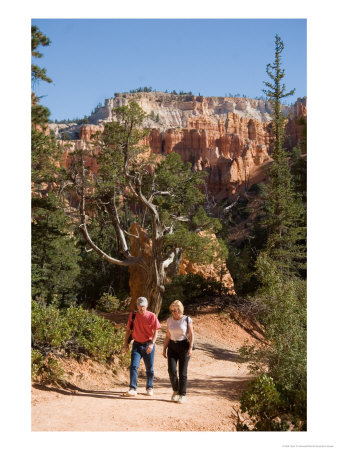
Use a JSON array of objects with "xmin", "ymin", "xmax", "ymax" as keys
[{"xmin": 53, "ymin": 93, "xmax": 306, "ymax": 199}]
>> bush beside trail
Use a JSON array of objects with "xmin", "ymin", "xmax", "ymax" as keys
[
  {"xmin": 236, "ymin": 257, "xmax": 307, "ymax": 431},
  {"xmin": 31, "ymin": 300, "xmax": 127, "ymax": 385}
]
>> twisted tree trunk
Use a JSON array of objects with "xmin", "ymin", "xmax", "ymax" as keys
[{"xmin": 128, "ymin": 223, "xmax": 175, "ymax": 315}]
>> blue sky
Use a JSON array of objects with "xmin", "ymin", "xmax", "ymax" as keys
[{"xmin": 31, "ymin": 19, "xmax": 307, "ymax": 121}]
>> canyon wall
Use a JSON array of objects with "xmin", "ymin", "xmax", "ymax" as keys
[
  {"xmin": 89, "ymin": 92, "xmax": 297, "ymax": 129},
  {"xmin": 145, "ymin": 114, "xmax": 273, "ymax": 197},
  {"xmin": 55, "ymin": 92, "xmax": 306, "ymax": 199}
]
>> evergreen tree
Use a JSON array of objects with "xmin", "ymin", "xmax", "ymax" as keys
[
  {"xmin": 31, "ymin": 25, "xmax": 52, "ymax": 85},
  {"xmin": 237, "ymin": 35, "xmax": 307, "ymax": 431},
  {"xmin": 31, "ymin": 26, "xmax": 80, "ymax": 305},
  {"xmin": 263, "ymin": 35, "xmax": 295, "ymax": 157},
  {"xmin": 259, "ymin": 35, "xmax": 306, "ymax": 276}
]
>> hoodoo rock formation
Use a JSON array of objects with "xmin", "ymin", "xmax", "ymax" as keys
[
  {"xmin": 53, "ymin": 92, "xmax": 306, "ymax": 199},
  {"xmin": 285, "ymin": 101, "xmax": 307, "ymax": 152},
  {"xmin": 145, "ymin": 114, "xmax": 273, "ymax": 197}
]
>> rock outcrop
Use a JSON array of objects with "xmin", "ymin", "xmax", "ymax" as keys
[
  {"xmin": 79, "ymin": 124, "xmax": 104, "ymax": 141},
  {"xmin": 285, "ymin": 101, "xmax": 307, "ymax": 152},
  {"xmin": 178, "ymin": 256, "xmax": 235, "ymax": 295},
  {"xmin": 88, "ymin": 92, "xmax": 297, "ymax": 129},
  {"xmin": 55, "ymin": 92, "xmax": 306, "ymax": 198},
  {"xmin": 144, "ymin": 114, "xmax": 272, "ymax": 197},
  {"xmin": 50, "ymin": 92, "xmax": 305, "ymax": 138}
]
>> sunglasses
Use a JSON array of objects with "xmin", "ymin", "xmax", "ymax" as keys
[{"xmin": 170, "ymin": 308, "xmax": 180, "ymax": 313}]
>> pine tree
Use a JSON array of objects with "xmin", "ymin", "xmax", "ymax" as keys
[
  {"xmin": 31, "ymin": 25, "xmax": 52, "ymax": 85},
  {"xmin": 263, "ymin": 35, "xmax": 295, "ymax": 158},
  {"xmin": 31, "ymin": 26, "xmax": 80, "ymax": 305},
  {"xmin": 259, "ymin": 35, "xmax": 306, "ymax": 276},
  {"xmin": 237, "ymin": 36, "xmax": 307, "ymax": 431}
]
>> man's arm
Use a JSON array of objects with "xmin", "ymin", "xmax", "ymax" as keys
[
  {"xmin": 124, "ymin": 313, "xmax": 132, "ymax": 352},
  {"xmin": 124, "ymin": 327, "xmax": 131, "ymax": 352},
  {"xmin": 152, "ymin": 329, "xmax": 159, "ymax": 344},
  {"xmin": 146, "ymin": 328, "xmax": 159, "ymax": 354}
]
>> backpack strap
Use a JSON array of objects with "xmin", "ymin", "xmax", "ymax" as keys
[
  {"xmin": 128, "ymin": 312, "xmax": 136, "ymax": 344},
  {"xmin": 130, "ymin": 312, "xmax": 136, "ymax": 331}
]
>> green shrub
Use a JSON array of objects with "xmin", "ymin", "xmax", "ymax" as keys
[
  {"xmin": 238, "ymin": 255, "xmax": 307, "ymax": 430},
  {"xmin": 31, "ymin": 349, "xmax": 44, "ymax": 380},
  {"xmin": 31, "ymin": 301, "xmax": 125, "ymax": 364},
  {"xmin": 96, "ymin": 293, "xmax": 120, "ymax": 313},
  {"xmin": 161, "ymin": 273, "xmax": 225, "ymax": 318},
  {"xmin": 31, "ymin": 300, "xmax": 71, "ymax": 347},
  {"xmin": 239, "ymin": 374, "xmax": 289, "ymax": 431},
  {"xmin": 64, "ymin": 306, "xmax": 125, "ymax": 360},
  {"xmin": 119, "ymin": 349, "xmax": 131, "ymax": 368},
  {"xmin": 253, "ymin": 255, "xmax": 307, "ymax": 395},
  {"xmin": 31, "ymin": 349, "xmax": 65, "ymax": 384},
  {"xmin": 241, "ymin": 374, "xmax": 280, "ymax": 418}
]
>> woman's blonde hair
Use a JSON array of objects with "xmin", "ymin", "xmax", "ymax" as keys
[{"xmin": 169, "ymin": 300, "xmax": 184, "ymax": 314}]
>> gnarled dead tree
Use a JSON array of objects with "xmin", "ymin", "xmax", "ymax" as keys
[{"xmin": 77, "ymin": 102, "xmax": 223, "ymax": 315}]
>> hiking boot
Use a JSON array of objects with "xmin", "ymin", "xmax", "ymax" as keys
[
  {"xmin": 171, "ymin": 391, "xmax": 179, "ymax": 402},
  {"xmin": 176, "ymin": 395, "xmax": 186, "ymax": 404},
  {"xmin": 124, "ymin": 388, "xmax": 137, "ymax": 397},
  {"xmin": 146, "ymin": 388, "xmax": 153, "ymax": 396}
]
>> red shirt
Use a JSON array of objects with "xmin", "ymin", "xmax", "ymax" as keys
[{"xmin": 127, "ymin": 311, "xmax": 161, "ymax": 343}]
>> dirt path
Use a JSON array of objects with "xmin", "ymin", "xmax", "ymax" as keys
[{"xmin": 31, "ymin": 309, "xmax": 260, "ymax": 431}]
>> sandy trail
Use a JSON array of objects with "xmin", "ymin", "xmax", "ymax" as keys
[{"xmin": 31, "ymin": 314, "xmax": 257, "ymax": 432}]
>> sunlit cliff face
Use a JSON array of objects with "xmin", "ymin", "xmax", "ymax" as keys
[{"xmin": 52, "ymin": 93, "xmax": 306, "ymax": 199}]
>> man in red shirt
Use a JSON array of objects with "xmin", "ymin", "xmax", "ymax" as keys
[{"xmin": 124, "ymin": 297, "xmax": 161, "ymax": 396}]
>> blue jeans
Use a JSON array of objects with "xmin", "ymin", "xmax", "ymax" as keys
[{"xmin": 130, "ymin": 341, "xmax": 155, "ymax": 390}]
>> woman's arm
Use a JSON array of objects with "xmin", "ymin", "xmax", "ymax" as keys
[
  {"xmin": 162, "ymin": 327, "xmax": 171, "ymax": 358},
  {"xmin": 187, "ymin": 321, "xmax": 194, "ymax": 356}
]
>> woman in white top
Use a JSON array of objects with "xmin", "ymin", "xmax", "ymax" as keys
[{"xmin": 163, "ymin": 300, "xmax": 194, "ymax": 404}]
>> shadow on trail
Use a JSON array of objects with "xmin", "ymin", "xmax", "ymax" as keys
[
  {"xmin": 197, "ymin": 342, "xmax": 243, "ymax": 363},
  {"xmin": 159, "ymin": 326, "xmax": 243, "ymax": 363},
  {"xmin": 188, "ymin": 376, "xmax": 252, "ymax": 401},
  {"xmin": 32, "ymin": 383, "xmax": 173, "ymax": 403},
  {"xmin": 148, "ymin": 376, "xmax": 252, "ymax": 401}
]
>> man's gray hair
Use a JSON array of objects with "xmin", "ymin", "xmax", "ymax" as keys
[{"xmin": 137, "ymin": 297, "xmax": 148, "ymax": 306}]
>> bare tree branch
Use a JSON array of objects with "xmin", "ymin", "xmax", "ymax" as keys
[
  {"xmin": 79, "ymin": 151, "xmax": 142, "ymax": 267},
  {"xmin": 170, "ymin": 215, "xmax": 189, "ymax": 222},
  {"xmin": 221, "ymin": 196, "xmax": 240, "ymax": 217}
]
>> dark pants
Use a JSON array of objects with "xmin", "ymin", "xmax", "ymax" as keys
[{"xmin": 167, "ymin": 339, "xmax": 190, "ymax": 396}]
